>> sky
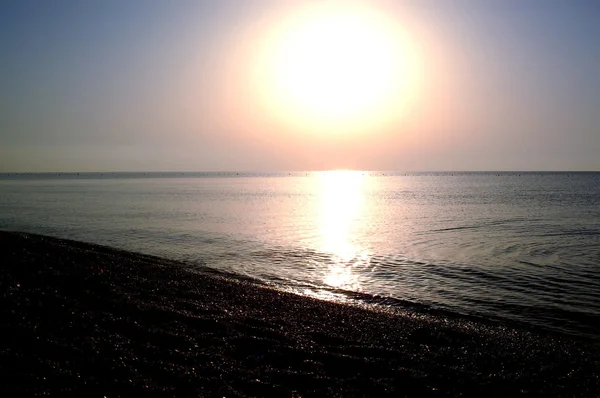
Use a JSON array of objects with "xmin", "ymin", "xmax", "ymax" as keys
[{"xmin": 1, "ymin": 0, "xmax": 599, "ymax": 172}]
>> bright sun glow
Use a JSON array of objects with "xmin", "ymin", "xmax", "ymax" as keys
[{"xmin": 252, "ymin": 2, "xmax": 419, "ymax": 135}]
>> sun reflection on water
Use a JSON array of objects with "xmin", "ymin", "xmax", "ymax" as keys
[{"xmin": 315, "ymin": 170, "xmax": 370, "ymax": 291}]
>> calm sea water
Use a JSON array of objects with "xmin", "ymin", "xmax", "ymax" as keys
[{"xmin": 1, "ymin": 171, "xmax": 599, "ymax": 340}]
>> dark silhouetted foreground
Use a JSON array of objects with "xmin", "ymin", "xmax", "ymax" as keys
[{"xmin": 1, "ymin": 231, "xmax": 598, "ymax": 397}]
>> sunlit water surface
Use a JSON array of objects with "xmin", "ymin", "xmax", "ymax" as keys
[{"xmin": 1, "ymin": 172, "xmax": 599, "ymax": 340}]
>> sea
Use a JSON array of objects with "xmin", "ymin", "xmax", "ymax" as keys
[{"xmin": 1, "ymin": 171, "xmax": 599, "ymax": 341}]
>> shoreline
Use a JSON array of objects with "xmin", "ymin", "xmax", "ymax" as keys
[{"xmin": 1, "ymin": 231, "xmax": 599, "ymax": 396}]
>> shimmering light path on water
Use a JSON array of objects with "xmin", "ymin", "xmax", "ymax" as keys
[{"xmin": 1, "ymin": 172, "xmax": 599, "ymax": 340}]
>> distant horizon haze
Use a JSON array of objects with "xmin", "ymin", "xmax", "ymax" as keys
[
  {"xmin": 1, "ymin": 170, "xmax": 599, "ymax": 175},
  {"xmin": 1, "ymin": 1, "xmax": 599, "ymax": 172}
]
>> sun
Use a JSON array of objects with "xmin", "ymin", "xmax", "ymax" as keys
[{"xmin": 251, "ymin": 2, "xmax": 419, "ymax": 136}]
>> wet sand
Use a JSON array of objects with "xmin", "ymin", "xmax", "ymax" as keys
[{"xmin": 1, "ymin": 231, "xmax": 599, "ymax": 397}]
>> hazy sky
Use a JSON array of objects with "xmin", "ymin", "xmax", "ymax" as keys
[{"xmin": 1, "ymin": 0, "xmax": 599, "ymax": 171}]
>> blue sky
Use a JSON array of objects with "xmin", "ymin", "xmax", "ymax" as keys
[{"xmin": 1, "ymin": 0, "xmax": 599, "ymax": 171}]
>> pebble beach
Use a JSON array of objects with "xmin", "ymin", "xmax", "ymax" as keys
[{"xmin": 1, "ymin": 231, "xmax": 599, "ymax": 397}]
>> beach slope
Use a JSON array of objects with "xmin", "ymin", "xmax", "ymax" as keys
[{"xmin": 1, "ymin": 231, "xmax": 598, "ymax": 397}]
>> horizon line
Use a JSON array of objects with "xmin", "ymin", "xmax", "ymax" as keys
[{"xmin": 1, "ymin": 170, "xmax": 599, "ymax": 174}]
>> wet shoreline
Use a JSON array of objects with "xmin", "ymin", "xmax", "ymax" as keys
[{"xmin": 1, "ymin": 231, "xmax": 598, "ymax": 396}]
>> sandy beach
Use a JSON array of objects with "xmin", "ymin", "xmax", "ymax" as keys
[{"xmin": 1, "ymin": 231, "xmax": 598, "ymax": 397}]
